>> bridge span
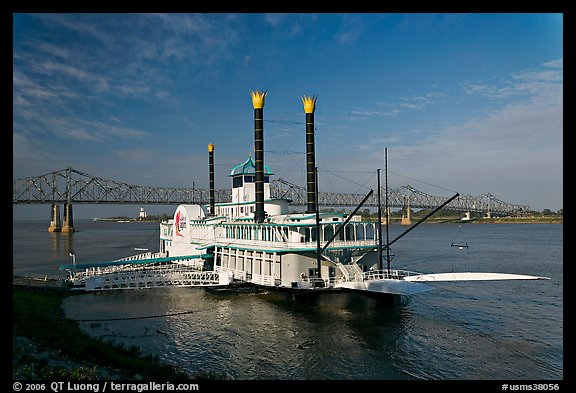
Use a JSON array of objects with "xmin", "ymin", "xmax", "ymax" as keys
[{"xmin": 13, "ymin": 167, "xmax": 530, "ymax": 232}]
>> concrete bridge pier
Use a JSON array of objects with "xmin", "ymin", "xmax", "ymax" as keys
[
  {"xmin": 47, "ymin": 203, "xmax": 61, "ymax": 232},
  {"xmin": 401, "ymin": 206, "xmax": 411, "ymax": 226},
  {"xmin": 380, "ymin": 207, "xmax": 390, "ymax": 225},
  {"xmin": 62, "ymin": 203, "xmax": 75, "ymax": 233}
]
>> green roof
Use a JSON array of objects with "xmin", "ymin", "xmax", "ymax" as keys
[{"xmin": 229, "ymin": 156, "xmax": 272, "ymax": 176}]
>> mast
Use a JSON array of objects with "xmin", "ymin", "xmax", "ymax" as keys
[
  {"xmin": 385, "ymin": 148, "xmax": 391, "ymax": 270},
  {"xmin": 377, "ymin": 168, "xmax": 383, "ymax": 270}
]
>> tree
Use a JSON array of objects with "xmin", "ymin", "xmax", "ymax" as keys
[{"xmin": 361, "ymin": 208, "xmax": 371, "ymax": 219}]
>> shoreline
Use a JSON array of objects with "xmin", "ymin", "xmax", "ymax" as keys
[{"xmin": 12, "ymin": 284, "xmax": 221, "ymax": 380}]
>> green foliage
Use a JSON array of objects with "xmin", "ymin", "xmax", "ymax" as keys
[{"xmin": 13, "ymin": 362, "xmax": 100, "ymax": 380}]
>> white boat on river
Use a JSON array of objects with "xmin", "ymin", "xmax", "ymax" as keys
[{"xmin": 61, "ymin": 90, "xmax": 548, "ymax": 306}]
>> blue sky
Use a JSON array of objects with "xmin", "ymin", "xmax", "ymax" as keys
[{"xmin": 13, "ymin": 13, "xmax": 563, "ymax": 220}]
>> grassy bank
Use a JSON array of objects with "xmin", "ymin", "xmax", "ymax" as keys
[{"xmin": 12, "ymin": 285, "xmax": 220, "ymax": 380}]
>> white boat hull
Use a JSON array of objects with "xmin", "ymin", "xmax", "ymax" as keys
[
  {"xmin": 336, "ymin": 278, "xmax": 434, "ymax": 296},
  {"xmin": 404, "ymin": 272, "xmax": 550, "ymax": 282}
]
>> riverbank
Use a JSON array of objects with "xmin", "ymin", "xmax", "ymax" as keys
[{"xmin": 12, "ymin": 284, "xmax": 223, "ymax": 380}]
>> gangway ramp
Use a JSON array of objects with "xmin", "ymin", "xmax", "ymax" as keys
[
  {"xmin": 59, "ymin": 253, "xmax": 231, "ymax": 291},
  {"xmin": 82, "ymin": 265, "xmax": 231, "ymax": 291}
]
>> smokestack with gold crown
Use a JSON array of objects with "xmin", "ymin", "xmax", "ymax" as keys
[
  {"xmin": 208, "ymin": 143, "xmax": 215, "ymax": 217},
  {"xmin": 251, "ymin": 90, "xmax": 267, "ymax": 223},
  {"xmin": 302, "ymin": 95, "xmax": 318, "ymax": 213}
]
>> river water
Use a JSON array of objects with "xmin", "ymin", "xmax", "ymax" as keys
[{"xmin": 13, "ymin": 219, "xmax": 563, "ymax": 380}]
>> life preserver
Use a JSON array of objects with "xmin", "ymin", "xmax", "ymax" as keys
[{"xmin": 300, "ymin": 272, "xmax": 306, "ymax": 279}]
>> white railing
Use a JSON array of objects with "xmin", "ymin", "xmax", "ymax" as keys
[
  {"xmin": 361, "ymin": 269, "xmax": 423, "ymax": 282},
  {"xmin": 215, "ymin": 266, "xmax": 246, "ymax": 282},
  {"xmin": 215, "ymin": 266, "xmax": 282, "ymax": 288},
  {"xmin": 116, "ymin": 251, "xmax": 159, "ymax": 262},
  {"xmin": 71, "ymin": 260, "xmax": 205, "ymax": 285},
  {"xmin": 251, "ymin": 273, "xmax": 275, "ymax": 287},
  {"xmin": 82, "ymin": 266, "xmax": 222, "ymax": 291},
  {"xmin": 210, "ymin": 238, "xmax": 377, "ymax": 252}
]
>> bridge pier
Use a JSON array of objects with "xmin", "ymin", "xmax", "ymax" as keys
[
  {"xmin": 47, "ymin": 203, "xmax": 61, "ymax": 232},
  {"xmin": 48, "ymin": 203, "xmax": 74, "ymax": 233},
  {"xmin": 401, "ymin": 206, "xmax": 411, "ymax": 226},
  {"xmin": 379, "ymin": 207, "xmax": 390, "ymax": 225},
  {"xmin": 62, "ymin": 203, "xmax": 75, "ymax": 233}
]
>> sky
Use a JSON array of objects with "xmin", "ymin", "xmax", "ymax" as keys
[{"xmin": 12, "ymin": 12, "xmax": 563, "ymax": 220}]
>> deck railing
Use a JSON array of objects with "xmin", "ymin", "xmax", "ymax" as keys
[{"xmin": 361, "ymin": 269, "xmax": 423, "ymax": 281}]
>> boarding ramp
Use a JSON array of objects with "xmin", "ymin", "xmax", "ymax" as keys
[
  {"xmin": 83, "ymin": 265, "xmax": 230, "ymax": 291},
  {"xmin": 60, "ymin": 253, "xmax": 230, "ymax": 291}
]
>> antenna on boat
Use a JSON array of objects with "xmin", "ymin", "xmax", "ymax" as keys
[
  {"xmin": 379, "ymin": 147, "xmax": 392, "ymax": 271},
  {"xmin": 377, "ymin": 168, "xmax": 383, "ymax": 270},
  {"xmin": 385, "ymin": 148, "xmax": 391, "ymax": 270}
]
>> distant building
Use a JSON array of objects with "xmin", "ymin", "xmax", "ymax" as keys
[{"xmin": 139, "ymin": 207, "xmax": 147, "ymax": 220}]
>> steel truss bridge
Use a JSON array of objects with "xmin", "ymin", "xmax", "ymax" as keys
[{"xmin": 13, "ymin": 167, "xmax": 530, "ymax": 215}]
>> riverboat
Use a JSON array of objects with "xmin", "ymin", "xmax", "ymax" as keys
[{"xmin": 61, "ymin": 90, "xmax": 548, "ymax": 305}]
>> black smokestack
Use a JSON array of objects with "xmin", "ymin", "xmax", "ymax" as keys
[
  {"xmin": 302, "ymin": 95, "xmax": 317, "ymax": 213},
  {"xmin": 208, "ymin": 143, "xmax": 215, "ymax": 216},
  {"xmin": 251, "ymin": 90, "xmax": 267, "ymax": 223}
]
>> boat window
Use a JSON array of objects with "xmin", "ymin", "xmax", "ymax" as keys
[
  {"xmin": 233, "ymin": 177, "xmax": 243, "ymax": 188},
  {"xmin": 244, "ymin": 175, "xmax": 254, "ymax": 183},
  {"xmin": 324, "ymin": 225, "xmax": 334, "ymax": 242},
  {"xmin": 345, "ymin": 225, "xmax": 354, "ymax": 241}
]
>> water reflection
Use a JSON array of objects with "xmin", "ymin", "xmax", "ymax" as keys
[
  {"xmin": 49, "ymin": 231, "xmax": 74, "ymax": 260},
  {"xmin": 63, "ymin": 288, "xmax": 415, "ymax": 380},
  {"xmin": 259, "ymin": 292, "xmax": 415, "ymax": 379}
]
